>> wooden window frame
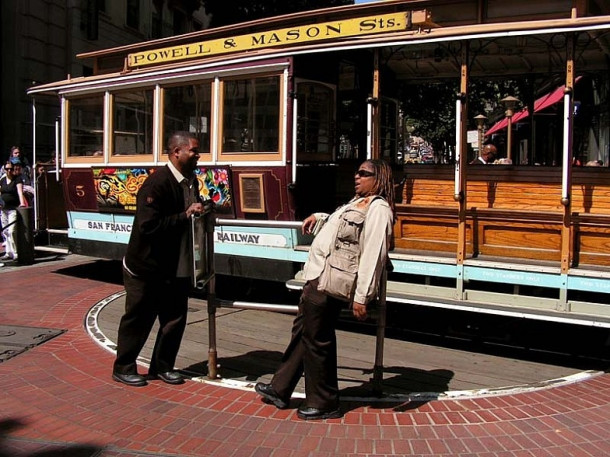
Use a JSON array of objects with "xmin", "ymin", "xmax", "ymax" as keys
[
  {"xmin": 108, "ymin": 90, "xmax": 155, "ymax": 164},
  {"xmin": 64, "ymin": 95, "xmax": 105, "ymax": 165},
  {"xmin": 218, "ymin": 73, "xmax": 284, "ymax": 162},
  {"xmin": 159, "ymin": 81, "xmax": 214, "ymax": 163}
]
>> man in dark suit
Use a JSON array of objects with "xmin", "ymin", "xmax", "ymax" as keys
[{"xmin": 112, "ymin": 131, "xmax": 203, "ymax": 387}]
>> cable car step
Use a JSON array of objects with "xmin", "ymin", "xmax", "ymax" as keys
[
  {"xmin": 46, "ymin": 229, "xmax": 69, "ymax": 235},
  {"xmin": 34, "ymin": 246, "xmax": 70, "ymax": 254}
]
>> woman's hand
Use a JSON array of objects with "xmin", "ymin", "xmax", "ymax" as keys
[
  {"xmin": 352, "ymin": 302, "xmax": 367, "ymax": 321},
  {"xmin": 302, "ymin": 214, "xmax": 317, "ymax": 235}
]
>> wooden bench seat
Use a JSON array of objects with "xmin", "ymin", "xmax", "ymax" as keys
[{"xmin": 395, "ymin": 165, "xmax": 610, "ymax": 266}]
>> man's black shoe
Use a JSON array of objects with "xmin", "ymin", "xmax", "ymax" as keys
[
  {"xmin": 112, "ymin": 372, "xmax": 147, "ymax": 387},
  {"xmin": 151, "ymin": 371, "xmax": 185, "ymax": 385},
  {"xmin": 297, "ymin": 406, "xmax": 342, "ymax": 420},
  {"xmin": 254, "ymin": 382, "xmax": 288, "ymax": 409}
]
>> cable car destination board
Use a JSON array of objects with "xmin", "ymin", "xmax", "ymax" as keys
[{"xmin": 127, "ymin": 10, "xmax": 432, "ymax": 68}]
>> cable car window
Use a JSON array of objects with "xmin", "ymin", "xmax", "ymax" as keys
[
  {"xmin": 297, "ymin": 81, "xmax": 335, "ymax": 162},
  {"xmin": 67, "ymin": 95, "xmax": 104, "ymax": 158},
  {"xmin": 163, "ymin": 83, "xmax": 212, "ymax": 158},
  {"xmin": 221, "ymin": 76, "xmax": 280, "ymax": 154},
  {"xmin": 112, "ymin": 90, "xmax": 154, "ymax": 156}
]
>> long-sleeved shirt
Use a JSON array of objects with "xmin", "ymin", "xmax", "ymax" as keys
[{"xmin": 302, "ymin": 196, "xmax": 393, "ymax": 305}]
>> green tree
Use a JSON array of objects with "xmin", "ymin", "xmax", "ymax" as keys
[
  {"xmin": 401, "ymin": 80, "xmax": 459, "ymax": 157},
  {"xmin": 202, "ymin": 0, "xmax": 353, "ymax": 27}
]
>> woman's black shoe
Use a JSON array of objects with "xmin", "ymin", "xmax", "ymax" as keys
[
  {"xmin": 297, "ymin": 406, "xmax": 342, "ymax": 420},
  {"xmin": 254, "ymin": 382, "xmax": 288, "ymax": 409}
]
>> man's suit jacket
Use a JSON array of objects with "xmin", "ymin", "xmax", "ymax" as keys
[{"xmin": 125, "ymin": 165, "xmax": 200, "ymax": 279}]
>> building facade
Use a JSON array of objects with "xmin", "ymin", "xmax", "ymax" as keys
[{"xmin": 0, "ymin": 0, "xmax": 209, "ymax": 165}]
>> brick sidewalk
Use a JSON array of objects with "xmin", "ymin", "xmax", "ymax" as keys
[{"xmin": 1, "ymin": 255, "xmax": 609, "ymax": 456}]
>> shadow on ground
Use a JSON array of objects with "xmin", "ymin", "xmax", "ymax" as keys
[
  {"xmin": 54, "ymin": 259, "xmax": 123, "ymax": 285},
  {"xmin": 182, "ymin": 349, "xmax": 454, "ymax": 413},
  {"xmin": 182, "ymin": 349, "xmax": 282, "ymax": 381},
  {"xmin": 0, "ymin": 418, "xmax": 104, "ymax": 457}
]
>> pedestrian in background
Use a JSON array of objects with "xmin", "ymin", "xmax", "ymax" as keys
[
  {"xmin": 112, "ymin": 131, "xmax": 203, "ymax": 387},
  {"xmin": 1, "ymin": 159, "xmax": 28, "ymax": 262},
  {"xmin": 1, "ymin": 147, "xmax": 32, "ymax": 185},
  {"xmin": 255, "ymin": 159, "xmax": 395, "ymax": 420}
]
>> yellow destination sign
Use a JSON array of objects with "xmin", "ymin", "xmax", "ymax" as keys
[{"xmin": 128, "ymin": 11, "xmax": 425, "ymax": 68}]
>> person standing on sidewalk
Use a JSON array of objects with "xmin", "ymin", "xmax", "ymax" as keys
[
  {"xmin": 1, "ymin": 158, "xmax": 28, "ymax": 263},
  {"xmin": 112, "ymin": 131, "xmax": 203, "ymax": 387},
  {"xmin": 255, "ymin": 159, "xmax": 395, "ymax": 420}
]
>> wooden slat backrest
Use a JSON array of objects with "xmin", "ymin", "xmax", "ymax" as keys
[{"xmin": 401, "ymin": 165, "xmax": 610, "ymax": 215}]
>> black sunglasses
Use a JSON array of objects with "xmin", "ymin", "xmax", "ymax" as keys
[
  {"xmin": 355, "ymin": 169, "xmax": 375, "ymax": 178},
  {"xmin": 4, "ymin": 167, "xmax": 13, "ymax": 171}
]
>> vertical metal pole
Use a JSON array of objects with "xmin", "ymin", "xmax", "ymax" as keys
[
  {"xmin": 32, "ymin": 98, "xmax": 39, "ymax": 231},
  {"xmin": 55, "ymin": 116, "xmax": 60, "ymax": 182},
  {"xmin": 559, "ymin": 34, "xmax": 575, "ymax": 310},
  {"xmin": 455, "ymin": 43, "xmax": 469, "ymax": 302},
  {"xmin": 153, "ymin": 85, "xmax": 162, "ymax": 161},
  {"xmin": 212, "ymin": 77, "xmax": 220, "ymax": 162},
  {"xmin": 206, "ymin": 210, "xmax": 218, "ymax": 379},
  {"xmin": 506, "ymin": 115, "xmax": 513, "ymax": 162},
  {"xmin": 292, "ymin": 92, "xmax": 298, "ymax": 184},
  {"xmin": 372, "ymin": 266, "xmax": 388, "ymax": 394},
  {"xmin": 372, "ymin": 49, "xmax": 380, "ymax": 160},
  {"xmin": 366, "ymin": 102, "xmax": 373, "ymax": 160},
  {"xmin": 454, "ymin": 96, "xmax": 464, "ymax": 200}
]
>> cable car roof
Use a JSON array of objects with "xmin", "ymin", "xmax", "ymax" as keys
[{"xmin": 28, "ymin": 0, "xmax": 610, "ymax": 95}]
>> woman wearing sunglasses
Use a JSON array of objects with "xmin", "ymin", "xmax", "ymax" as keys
[
  {"xmin": 255, "ymin": 159, "xmax": 395, "ymax": 420},
  {"xmin": 1, "ymin": 159, "xmax": 28, "ymax": 262}
]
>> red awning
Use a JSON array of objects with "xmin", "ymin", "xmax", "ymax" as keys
[{"xmin": 485, "ymin": 77, "xmax": 581, "ymax": 136}]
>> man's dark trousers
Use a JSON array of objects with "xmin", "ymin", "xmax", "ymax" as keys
[{"xmin": 113, "ymin": 269, "xmax": 190, "ymax": 375}]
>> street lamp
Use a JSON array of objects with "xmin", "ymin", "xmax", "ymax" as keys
[
  {"xmin": 500, "ymin": 96, "xmax": 520, "ymax": 162},
  {"xmin": 474, "ymin": 114, "xmax": 487, "ymax": 159}
]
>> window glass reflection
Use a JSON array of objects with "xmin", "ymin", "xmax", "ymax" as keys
[
  {"xmin": 112, "ymin": 90, "xmax": 154, "ymax": 156},
  {"xmin": 68, "ymin": 96, "xmax": 104, "ymax": 157},
  {"xmin": 163, "ymin": 83, "xmax": 212, "ymax": 155},
  {"xmin": 222, "ymin": 77, "xmax": 280, "ymax": 153}
]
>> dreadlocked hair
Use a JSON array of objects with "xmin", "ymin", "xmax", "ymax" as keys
[{"xmin": 366, "ymin": 159, "xmax": 395, "ymax": 217}]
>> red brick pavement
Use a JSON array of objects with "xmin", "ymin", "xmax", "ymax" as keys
[{"xmin": 1, "ymin": 256, "xmax": 609, "ymax": 456}]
